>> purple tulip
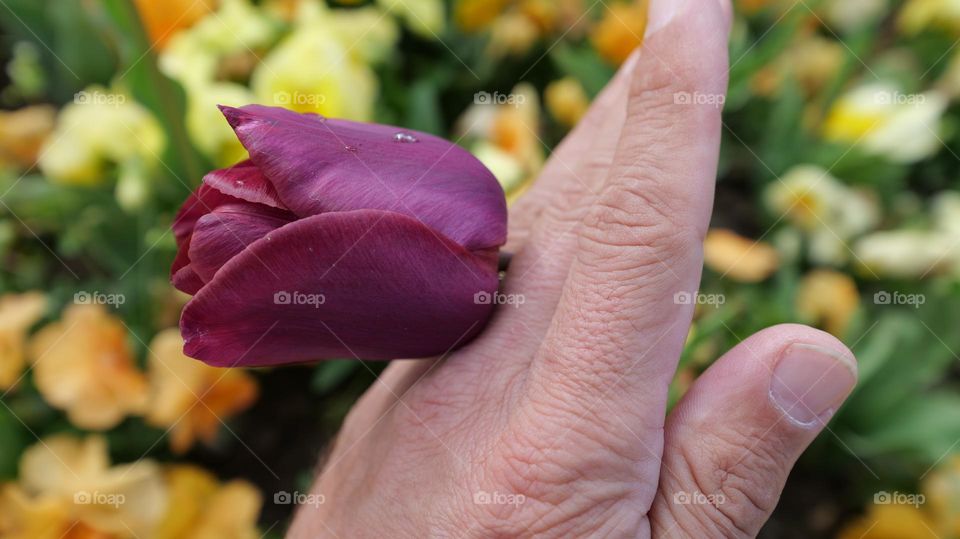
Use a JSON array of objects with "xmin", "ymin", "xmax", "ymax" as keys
[{"xmin": 171, "ymin": 105, "xmax": 507, "ymax": 367}]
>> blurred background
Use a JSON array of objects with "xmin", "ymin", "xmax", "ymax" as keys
[{"xmin": 0, "ymin": 0, "xmax": 957, "ymax": 537}]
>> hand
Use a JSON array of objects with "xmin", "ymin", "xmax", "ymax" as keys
[{"xmin": 288, "ymin": 1, "xmax": 858, "ymax": 537}]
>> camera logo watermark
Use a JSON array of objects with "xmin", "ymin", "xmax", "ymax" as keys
[
  {"xmin": 74, "ymin": 91, "xmax": 126, "ymax": 106},
  {"xmin": 673, "ymin": 291, "xmax": 725, "ymax": 308},
  {"xmin": 474, "ymin": 91, "xmax": 526, "ymax": 107},
  {"xmin": 872, "ymin": 91, "xmax": 926, "ymax": 106},
  {"xmin": 274, "ymin": 91, "xmax": 326, "ymax": 107},
  {"xmin": 274, "ymin": 291, "xmax": 326, "ymax": 308},
  {"xmin": 74, "ymin": 291, "xmax": 125, "ymax": 308},
  {"xmin": 473, "ymin": 490, "xmax": 526, "ymax": 508},
  {"xmin": 673, "ymin": 491, "xmax": 726, "ymax": 506},
  {"xmin": 674, "ymin": 91, "xmax": 725, "ymax": 109},
  {"xmin": 873, "ymin": 291, "xmax": 925, "ymax": 308},
  {"xmin": 474, "ymin": 291, "xmax": 525, "ymax": 308},
  {"xmin": 874, "ymin": 491, "xmax": 925, "ymax": 508},
  {"xmin": 74, "ymin": 490, "xmax": 125, "ymax": 508},
  {"xmin": 274, "ymin": 490, "xmax": 326, "ymax": 507}
]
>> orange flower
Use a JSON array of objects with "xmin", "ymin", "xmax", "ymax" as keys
[
  {"xmin": 154, "ymin": 465, "xmax": 261, "ymax": 539},
  {"xmin": 703, "ymin": 229, "xmax": 780, "ymax": 283},
  {"xmin": 454, "ymin": 0, "xmax": 512, "ymax": 32},
  {"xmin": 545, "ymin": 77, "xmax": 590, "ymax": 127},
  {"xmin": 145, "ymin": 329, "xmax": 258, "ymax": 454},
  {"xmin": 0, "ymin": 106, "xmax": 55, "ymax": 170},
  {"xmin": 133, "ymin": 0, "xmax": 217, "ymax": 49},
  {"xmin": 29, "ymin": 304, "xmax": 148, "ymax": 430},
  {"xmin": 0, "ymin": 434, "xmax": 166, "ymax": 539},
  {"xmin": 0, "ymin": 292, "xmax": 47, "ymax": 391},
  {"xmin": 591, "ymin": 1, "xmax": 648, "ymax": 65},
  {"xmin": 796, "ymin": 270, "xmax": 860, "ymax": 338}
]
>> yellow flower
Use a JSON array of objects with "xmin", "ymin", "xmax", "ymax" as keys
[
  {"xmin": 185, "ymin": 82, "xmax": 255, "ymax": 167},
  {"xmin": 765, "ymin": 165, "xmax": 879, "ymax": 265},
  {"xmin": 133, "ymin": 0, "xmax": 217, "ymax": 49},
  {"xmin": 854, "ymin": 230, "xmax": 957, "ymax": 279},
  {"xmin": 591, "ymin": 1, "xmax": 648, "ymax": 66},
  {"xmin": 376, "ymin": 0, "xmax": 444, "ymax": 37},
  {"xmin": 545, "ymin": 77, "xmax": 590, "ymax": 127},
  {"xmin": 0, "ymin": 434, "xmax": 166, "ymax": 539},
  {"xmin": 837, "ymin": 503, "xmax": 939, "ymax": 539},
  {"xmin": 821, "ymin": 0, "xmax": 887, "ymax": 33},
  {"xmin": 796, "ymin": 270, "xmax": 859, "ymax": 337},
  {"xmin": 900, "ymin": 0, "xmax": 960, "ymax": 34},
  {"xmin": 0, "ymin": 292, "xmax": 46, "ymax": 391},
  {"xmin": 923, "ymin": 455, "xmax": 960, "ymax": 536},
  {"xmin": 459, "ymin": 83, "xmax": 544, "ymax": 198},
  {"xmin": 703, "ymin": 229, "xmax": 780, "ymax": 283},
  {"xmin": 751, "ymin": 35, "xmax": 843, "ymax": 97},
  {"xmin": 487, "ymin": 11, "xmax": 542, "ymax": 57},
  {"xmin": 251, "ymin": 4, "xmax": 379, "ymax": 120},
  {"xmin": 155, "ymin": 465, "xmax": 261, "ymax": 539},
  {"xmin": 29, "ymin": 304, "xmax": 148, "ymax": 430},
  {"xmin": 146, "ymin": 329, "xmax": 258, "ymax": 454},
  {"xmin": 823, "ymin": 83, "xmax": 947, "ymax": 164},
  {"xmin": 39, "ymin": 87, "xmax": 164, "ymax": 187},
  {"xmin": 454, "ymin": 0, "xmax": 512, "ymax": 32},
  {"xmin": 159, "ymin": 0, "xmax": 277, "ymax": 89},
  {"xmin": 0, "ymin": 105, "xmax": 55, "ymax": 171}
]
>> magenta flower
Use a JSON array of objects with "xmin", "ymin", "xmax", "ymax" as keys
[{"xmin": 171, "ymin": 105, "xmax": 507, "ymax": 367}]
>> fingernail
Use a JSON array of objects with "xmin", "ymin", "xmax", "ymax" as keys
[
  {"xmin": 645, "ymin": 0, "xmax": 688, "ymax": 38},
  {"xmin": 770, "ymin": 343, "xmax": 857, "ymax": 426}
]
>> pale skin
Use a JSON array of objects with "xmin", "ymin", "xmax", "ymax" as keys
[{"xmin": 288, "ymin": 1, "xmax": 859, "ymax": 537}]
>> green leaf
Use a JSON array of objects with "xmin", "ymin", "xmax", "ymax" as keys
[{"xmin": 311, "ymin": 361, "xmax": 361, "ymax": 396}]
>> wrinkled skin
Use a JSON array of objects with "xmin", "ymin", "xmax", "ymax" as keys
[{"xmin": 289, "ymin": 1, "xmax": 858, "ymax": 537}]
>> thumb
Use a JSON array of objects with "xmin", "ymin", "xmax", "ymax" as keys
[{"xmin": 650, "ymin": 324, "xmax": 858, "ymax": 538}]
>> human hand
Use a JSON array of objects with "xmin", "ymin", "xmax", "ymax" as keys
[{"xmin": 288, "ymin": 0, "xmax": 858, "ymax": 537}]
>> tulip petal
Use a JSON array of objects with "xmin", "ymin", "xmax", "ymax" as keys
[
  {"xmin": 219, "ymin": 105, "xmax": 507, "ymax": 252},
  {"xmin": 172, "ymin": 264, "xmax": 205, "ymax": 295},
  {"xmin": 172, "ymin": 184, "xmax": 241, "ymax": 245},
  {"xmin": 202, "ymin": 160, "xmax": 287, "ymax": 209},
  {"xmin": 188, "ymin": 203, "xmax": 295, "ymax": 283},
  {"xmin": 180, "ymin": 209, "xmax": 500, "ymax": 367}
]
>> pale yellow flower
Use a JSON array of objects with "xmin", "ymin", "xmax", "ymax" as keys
[
  {"xmin": 545, "ymin": 77, "xmax": 590, "ymax": 127},
  {"xmin": 39, "ymin": 87, "xmax": 164, "ymax": 187},
  {"xmin": 155, "ymin": 465, "xmax": 261, "ymax": 539},
  {"xmin": 146, "ymin": 329, "xmax": 258, "ymax": 454},
  {"xmin": 185, "ymin": 82, "xmax": 255, "ymax": 167},
  {"xmin": 822, "ymin": 0, "xmax": 887, "ymax": 33},
  {"xmin": 823, "ymin": 83, "xmax": 947, "ymax": 164},
  {"xmin": 703, "ymin": 229, "xmax": 780, "ymax": 283},
  {"xmin": 751, "ymin": 35, "xmax": 843, "ymax": 97},
  {"xmin": 854, "ymin": 230, "xmax": 957, "ymax": 278},
  {"xmin": 487, "ymin": 11, "xmax": 541, "ymax": 57},
  {"xmin": 591, "ymin": 1, "xmax": 648, "ymax": 66},
  {"xmin": 796, "ymin": 270, "xmax": 859, "ymax": 337},
  {"xmin": 29, "ymin": 304, "xmax": 148, "ymax": 430},
  {"xmin": 0, "ymin": 434, "xmax": 165, "ymax": 539},
  {"xmin": 251, "ymin": 4, "xmax": 379, "ymax": 120},
  {"xmin": 0, "ymin": 291, "xmax": 46, "ymax": 391},
  {"xmin": 923, "ymin": 455, "xmax": 960, "ymax": 536},
  {"xmin": 376, "ymin": 0, "xmax": 444, "ymax": 37},
  {"xmin": 900, "ymin": 0, "xmax": 960, "ymax": 34}
]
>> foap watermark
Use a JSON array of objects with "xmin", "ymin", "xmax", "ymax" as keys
[
  {"xmin": 74, "ymin": 490, "xmax": 125, "ymax": 508},
  {"xmin": 74, "ymin": 291, "xmax": 125, "ymax": 308},
  {"xmin": 274, "ymin": 91, "xmax": 326, "ymax": 107},
  {"xmin": 673, "ymin": 490, "xmax": 726, "ymax": 506},
  {"xmin": 673, "ymin": 291, "xmax": 725, "ymax": 308},
  {"xmin": 872, "ymin": 90, "xmax": 926, "ymax": 106},
  {"xmin": 474, "ymin": 290, "xmax": 525, "ymax": 308},
  {"xmin": 274, "ymin": 490, "xmax": 326, "ymax": 507},
  {"xmin": 274, "ymin": 290, "xmax": 326, "ymax": 308},
  {"xmin": 874, "ymin": 491, "xmax": 925, "ymax": 508},
  {"xmin": 74, "ymin": 90, "xmax": 125, "ymax": 106},
  {"xmin": 474, "ymin": 91, "xmax": 526, "ymax": 107},
  {"xmin": 873, "ymin": 290, "xmax": 925, "ymax": 308},
  {"xmin": 473, "ymin": 490, "xmax": 526, "ymax": 508},
  {"xmin": 673, "ymin": 91, "xmax": 725, "ymax": 109}
]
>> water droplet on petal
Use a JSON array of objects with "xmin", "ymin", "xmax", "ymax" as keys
[
  {"xmin": 393, "ymin": 132, "xmax": 418, "ymax": 143},
  {"xmin": 344, "ymin": 145, "xmax": 358, "ymax": 153}
]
